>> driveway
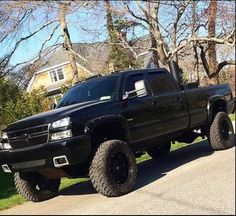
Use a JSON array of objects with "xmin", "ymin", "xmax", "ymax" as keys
[{"xmin": 1, "ymin": 138, "xmax": 235, "ymax": 215}]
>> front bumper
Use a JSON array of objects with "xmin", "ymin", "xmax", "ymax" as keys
[{"xmin": 0, "ymin": 135, "xmax": 91, "ymax": 173}]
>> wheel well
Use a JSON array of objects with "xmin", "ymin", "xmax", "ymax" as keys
[
  {"xmin": 91, "ymin": 122, "xmax": 128, "ymax": 150},
  {"xmin": 212, "ymin": 99, "xmax": 227, "ymax": 119}
]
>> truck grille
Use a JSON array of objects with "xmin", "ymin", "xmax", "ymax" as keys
[{"xmin": 7, "ymin": 125, "xmax": 49, "ymax": 149}]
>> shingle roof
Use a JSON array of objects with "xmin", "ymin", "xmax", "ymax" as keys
[
  {"xmin": 39, "ymin": 42, "xmax": 110, "ymax": 73},
  {"xmin": 73, "ymin": 42, "xmax": 110, "ymax": 73},
  {"xmin": 38, "ymin": 35, "xmax": 152, "ymax": 73}
]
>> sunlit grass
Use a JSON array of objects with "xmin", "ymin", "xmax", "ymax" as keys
[
  {"xmin": 229, "ymin": 113, "xmax": 235, "ymax": 121},
  {"xmin": 60, "ymin": 178, "xmax": 88, "ymax": 191},
  {"xmin": 0, "ymin": 170, "xmax": 88, "ymax": 211},
  {"xmin": 0, "ymin": 137, "xmax": 204, "ymax": 211}
]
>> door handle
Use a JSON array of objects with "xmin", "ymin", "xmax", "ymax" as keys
[{"xmin": 174, "ymin": 97, "xmax": 181, "ymax": 102}]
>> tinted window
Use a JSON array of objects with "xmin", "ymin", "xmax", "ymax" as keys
[
  {"xmin": 124, "ymin": 74, "xmax": 150, "ymax": 98},
  {"xmin": 147, "ymin": 72, "xmax": 177, "ymax": 94},
  {"xmin": 57, "ymin": 76, "xmax": 118, "ymax": 108}
]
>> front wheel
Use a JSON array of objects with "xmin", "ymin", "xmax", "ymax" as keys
[
  {"xmin": 208, "ymin": 112, "xmax": 235, "ymax": 150},
  {"xmin": 14, "ymin": 172, "xmax": 61, "ymax": 202},
  {"xmin": 89, "ymin": 140, "xmax": 137, "ymax": 197}
]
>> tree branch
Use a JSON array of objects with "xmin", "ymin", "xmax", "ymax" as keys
[
  {"xmin": 190, "ymin": 30, "xmax": 235, "ymax": 47},
  {"xmin": 199, "ymin": 44, "xmax": 210, "ymax": 77},
  {"xmin": 0, "ymin": 9, "xmax": 33, "ymax": 44},
  {"xmin": 126, "ymin": 5, "xmax": 148, "ymax": 24},
  {"xmin": 209, "ymin": 60, "xmax": 236, "ymax": 78},
  {"xmin": 0, "ymin": 20, "xmax": 58, "ymax": 75},
  {"xmin": 39, "ymin": 24, "xmax": 60, "ymax": 58}
]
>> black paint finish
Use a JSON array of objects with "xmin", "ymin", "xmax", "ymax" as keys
[{"xmin": 0, "ymin": 68, "xmax": 234, "ymax": 173}]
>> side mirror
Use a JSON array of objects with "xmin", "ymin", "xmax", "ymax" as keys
[
  {"xmin": 123, "ymin": 80, "xmax": 148, "ymax": 100},
  {"xmin": 135, "ymin": 80, "xmax": 147, "ymax": 97}
]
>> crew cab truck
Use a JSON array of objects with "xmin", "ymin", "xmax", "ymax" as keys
[{"xmin": 0, "ymin": 68, "xmax": 235, "ymax": 202}]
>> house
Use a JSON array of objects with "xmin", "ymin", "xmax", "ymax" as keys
[{"xmin": 27, "ymin": 36, "xmax": 155, "ymax": 103}]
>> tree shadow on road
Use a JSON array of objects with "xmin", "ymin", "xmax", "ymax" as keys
[
  {"xmin": 134, "ymin": 140, "xmax": 213, "ymax": 191},
  {"xmin": 60, "ymin": 140, "xmax": 214, "ymax": 196}
]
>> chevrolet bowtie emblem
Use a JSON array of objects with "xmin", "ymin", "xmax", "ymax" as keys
[{"xmin": 23, "ymin": 133, "xmax": 29, "ymax": 141}]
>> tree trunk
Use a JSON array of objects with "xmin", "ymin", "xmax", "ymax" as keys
[
  {"xmin": 150, "ymin": 33, "xmax": 160, "ymax": 68},
  {"xmin": 149, "ymin": 2, "xmax": 169, "ymax": 66},
  {"xmin": 59, "ymin": 2, "xmax": 79, "ymax": 85},
  {"xmin": 191, "ymin": 1, "xmax": 199, "ymax": 83},
  {"xmin": 104, "ymin": 0, "xmax": 117, "ymax": 71},
  {"xmin": 207, "ymin": 0, "xmax": 218, "ymax": 85},
  {"xmin": 147, "ymin": 1, "xmax": 159, "ymax": 68}
]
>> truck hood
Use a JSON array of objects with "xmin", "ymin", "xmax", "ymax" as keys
[{"xmin": 5, "ymin": 100, "xmax": 108, "ymax": 132}]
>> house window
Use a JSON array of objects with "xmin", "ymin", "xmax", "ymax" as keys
[{"xmin": 49, "ymin": 68, "xmax": 65, "ymax": 83}]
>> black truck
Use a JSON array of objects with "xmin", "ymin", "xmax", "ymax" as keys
[{"xmin": 0, "ymin": 67, "xmax": 235, "ymax": 202}]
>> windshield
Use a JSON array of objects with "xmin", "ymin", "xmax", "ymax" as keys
[{"xmin": 57, "ymin": 76, "xmax": 118, "ymax": 108}]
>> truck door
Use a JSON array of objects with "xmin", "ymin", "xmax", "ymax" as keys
[
  {"xmin": 146, "ymin": 71, "xmax": 189, "ymax": 134},
  {"xmin": 121, "ymin": 73, "xmax": 163, "ymax": 144}
]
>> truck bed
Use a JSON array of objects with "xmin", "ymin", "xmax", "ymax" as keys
[{"xmin": 183, "ymin": 84, "xmax": 233, "ymax": 129}]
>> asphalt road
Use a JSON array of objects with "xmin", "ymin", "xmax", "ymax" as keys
[{"xmin": 1, "ymin": 138, "xmax": 235, "ymax": 215}]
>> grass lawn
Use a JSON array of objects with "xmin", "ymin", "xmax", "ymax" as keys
[
  {"xmin": 229, "ymin": 113, "xmax": 235, "ymax": 121},
  {"xmin": 136, "ymin": 141, "xmax": 192, "ymax": 164},
  {"xmin": 0, "ymin": 171, "xmax": 88, "ymax": 211},
  {"xmin": 0, "ymin": 136, "xmax": 210, "ymax": 211},
  {"xmin": 0, "ymin": 170, "xmax": 25, "ymax": 211},
  {"xmin": 1, "ymin": 114, "xmax": 234, "ymax": 211}
]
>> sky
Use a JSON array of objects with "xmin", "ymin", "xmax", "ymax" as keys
[
  {"xmin": 5, "ymin": 2, "xmax": 147, "ymax": 66},
  {"xmin": 1, "ymin": 1, "xmax": 152, "ymax": 68},
  {"xmin": 1, "ymin": 1, "xmax": 235, "ymax": 69},
  {"xmin": 8, "ymin": 7, "xmax": 109, "ymax": 66}
]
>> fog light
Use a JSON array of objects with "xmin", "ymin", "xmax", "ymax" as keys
[
  {"xmin": 0, "ymin": 143, "xmax": 12, "ymax": 150},
  {"xmin": 53, "ymin": 156, "xmax": 69, "ymax": 168},
  {"xmin": 2, "ymin": 164, "xmax": 11, "ymax": 173},
  {"xmin": 51, "ymin": 130, "xmax": 72, "ymax": 141}
]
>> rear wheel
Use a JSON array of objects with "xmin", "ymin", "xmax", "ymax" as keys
[
  {"xmin": 89, "ymin": 140, "xmax": 137, "ymax": 197},
  {"xmin": 147, "ymin": 142, "xmax": 171, "ymax": 159},
  {"xmin": 14, "ymin": 172, "xmax": 61, "ymax": 202},
  {"xmin": 208, "ymin": 112, "xmax": 235, "ymax": 150}
]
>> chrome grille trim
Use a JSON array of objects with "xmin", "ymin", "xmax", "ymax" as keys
[
  {"xmin": 7, "ymin": 124, "xmax": 49, "ymax": 135},
  {"xmin": 7, "ymin": 124, "xmax": 49, "ymax": 149}
]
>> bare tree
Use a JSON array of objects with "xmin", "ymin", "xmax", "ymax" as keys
[
  {"xmin": 190, "ymin": 0, "xmax": 235, "ymax": 84},
  {"xmin": 0, "ymin": 1, "xmax": 92, "ymax": 85},
  {"xmin": 0, "ymin": 0, "xmax": 234, "ymax": 87},
  {"xmin": 126, "ymin": 0, "xmax": 190, "ymax": 67},
  {"xmin": 191, "ymin": 0, "xmax": 200, "ymax": 83},
  {"xmin": 58, "ymin": 1, "xmax": 79, "ymax": 84}
]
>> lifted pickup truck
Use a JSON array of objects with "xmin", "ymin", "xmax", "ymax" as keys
[{"xmin": 0, "ymin": 68, "xmax": 235, "ymax": 202}]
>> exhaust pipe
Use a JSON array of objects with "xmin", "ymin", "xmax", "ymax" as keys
[
  {"xmin": 2, "ymin": 164, "xmax": 11, "ymax": 173},
  {"xmin": 169, "ymin": 60, "xmax": 183, "ymax": 85},
  {"xmin": 53, "ymin": 156, "xmax": 69, "ymax": 168}
]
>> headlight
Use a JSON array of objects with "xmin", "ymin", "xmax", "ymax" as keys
[
  {"xmin": 2, "ymin": 132, "xmax": 8, "ymax": 139},
  {"xmin": 51, "ymin": 130, "xmax": 72, "ymax": 141},
  {"xmin": 0, "ymin": 132, "xmax": 11, "ymax": 150},
  {"xmin": 51, "ymin": 117, "xmax": 70, "ymax": 129}
]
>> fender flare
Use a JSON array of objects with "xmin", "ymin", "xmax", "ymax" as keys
[
  {"xmin": 207, "ymin": 95, "xmax": 227, "ymax": 122},
  {"xmin": 84, "ymin": 114, "xmax": 130, "ymax": 142}
]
